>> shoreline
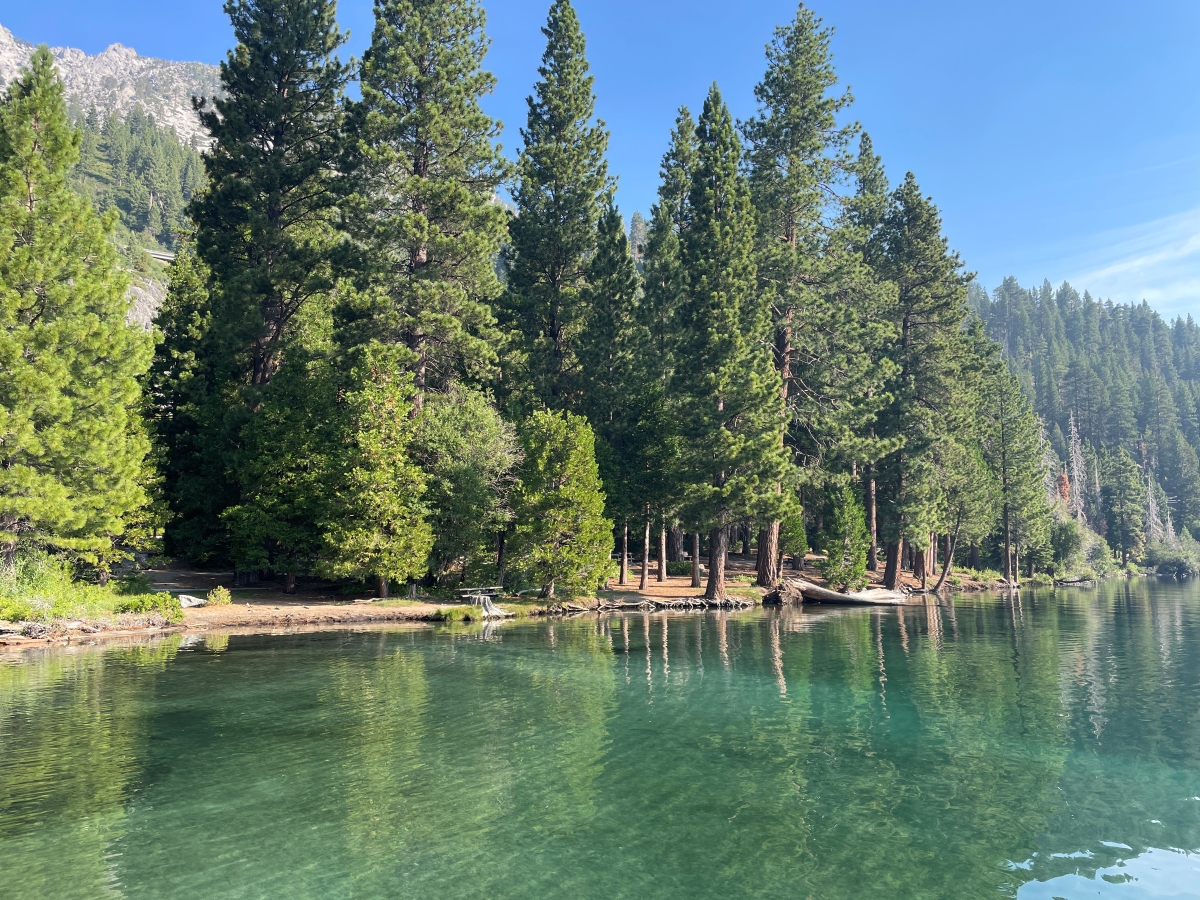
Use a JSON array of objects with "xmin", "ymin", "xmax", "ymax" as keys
[{"xmin": 0, "ymin": 557, "xmax": 1116, "ymax": 657}]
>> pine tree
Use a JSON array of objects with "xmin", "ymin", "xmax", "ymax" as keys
[
  {"xmin": 190, "ymin": 0, "xmax": 350, "ymax": 393},
  {"xmin": 674, "ymin": 84, "xmax": 790, "ymax": 601},
  {"xmin": 145, "ymin": 246, "xmax": 233, "ymax": 562},
  {"xmin": 930, "ymin": 437, "xmax": 997, "ymax": 590},
  {"xmin": 1102, "ymin": 448, "xmax": 1145, "ymax": 565},
  {"xmin": 983, "ymin": 364, "xmax": 1050, "ymax": 583},
  {"xmin": 817, "ymin": 484, "xmax": 869, "ymax": 590},
  {"xmin": 321, "ymin": 350, "xmax": 433, "ymax": 596},
  {"xmin": 221, "ymin": 352, "xmax": 338, "ymax": 585},
  {"xmin": 170, "ymin": 0, "xmax": 351, "ymax": 564},
  {"xmin": 499, "ymin": 0, "xmax": 610, "ymax": 409},
  {"xmin": 641, "ymin": 106, "xmax": 696, "ymax": 391},
  {"xmin": 509, "ymin": 410, "xmax": 614, "ymax": 598},
  {"xmin": 344, "ymin": 0, "xmax": 509, "ymax": 408},
  {"xmin": 870, "ymin": 174, "xmax": 974, "ymax": 588},
  {"xmin": 0, "ymin": 48, "xmax": 153, "ymax": 568},
  {"xmin": 741, "ymin": 5, "xmax": 894, "ymax": 586},
  {"xmin": 577, "ymin": 200, "xmax": 642, "ymax": 428}
]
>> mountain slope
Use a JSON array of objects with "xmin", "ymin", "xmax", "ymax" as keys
[
  {"xmin": 973, "ymin": 277, "xmax": 1200, "ymax": 538},
  {"xmin": 0, "ymin": 23, "xmax": 218, "ymax": 147}
]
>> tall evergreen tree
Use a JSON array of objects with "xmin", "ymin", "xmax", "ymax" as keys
[
  {"xmin": 982, "ymin": 364, "xmax": 1050, "ymax": 583},
  {"xmin": 167, "ymin": 0, "xmax": 351, "ymax": 562},
  {"xmin": 1102, "ymin": 448, "xmax": 1145, "ymax": 565},
  {"xmin": 870, "ymin": 174, "xmax": 975, "ymax": 588},
  {"xmin": 0, "ymin": 48, "xmax": 153, "ymax": 568},
  {"xmin": 674, "ymin": 84, "xmax": 790, "ymax": 601},
  {"xmin": 190, "ymin": 0, "xmax": 350, "ymax": 393},
  {"xmin": 321, "ymin": 351, "xmax": 433, "ymax": 597},
  {"xmin": 145, "ymin": 246, "xmax": 229, "ymax": 561},
  {"xmin": 344, "ymin": 0, "xmax": 509, "ymax": 409},
  {"xmin": 499, "ymin": 0, "xmax": 610, "ymax": 409},
  {"xmin": 641, "ymin": 106, "xmax": 696, "ymax": 392},
  {"xmin": 741, "ymin": 4, "xmax": 894, "ymax": 586}
]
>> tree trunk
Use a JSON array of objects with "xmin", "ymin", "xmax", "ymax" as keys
[
  {"xmin": 932, "ymin": 514, "xmax": 963, "ymax": 594},
  {"xmin": 741, "ymin": 526, "xmax": 752, "ymax": 556},
  {"xmin": 377, "ymin": 574, "xmax": 389, "ymax": 599},
  {"xmin": 1027, "ymin": 553, "xmax": 1035, "ymax": 579},
  {"xmin": 619, "ymin": 521, "xmax": 629, "ymax": 586},
  {"xmin": 668, "ymin": 525, "xmax": 684, "ymax": 562},
  {"xmin": 496, "ymin": 529, "xmax": 508, "ymax": 588},
  {"xmin": 884, "ymin": 540, "xmax": 901, "ymax": 590},
  {"xmin": 969, "ymin": 543, "xmax": 980, "ymax": 570},
  {"xmin": 691, "ymin": 532, "xmax": 702, "ymax": 588},
  {"xmin": 284, "ymin": 571, "xmax": 296, "ymax": 594},
  {"xmin": 929, "ymin": 534, "xmax": 938, "ymax": 575},
  {"xmin": 658, "ymin": 525, "xmax": 667, "ymax": 582},
  {"xmin": 866, "ymin": 468, "xmax": 878, "ymax": 571},
  {"xmin": 704, "ymin": 525, "xmax": 728, "ymax": 601},
  {"xmin": 639, "ymin": 516, "xmax": 651, "ymax": 591},
  {"xmin": 1003, "ymin": 501, "xmax": 1013, "ymax": 583},
  {"xmin": 913, "ymin": 544, "xmax": 927, "ymax": 589},
  {"xmin": 756, "ymin": 523, "xmax": 780, "ymax": 587}
]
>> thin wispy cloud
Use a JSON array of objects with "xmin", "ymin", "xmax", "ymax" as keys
[{"xmin": 1066, "ymin": 205, "xmax": 1200, "ymax": 319}]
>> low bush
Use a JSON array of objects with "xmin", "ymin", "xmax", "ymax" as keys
[
  {"xmin": 666, "ymin": 561, "xmax": 693, "ymax": 577},
  {"xmin": 207, "ymin": 585, "xmax": 233, "ymax": 605},
  {"xmin": 0, "ymin": 550, "xmax": 179, "ymax": 623},
  {"xmin": 114, "ymin": 592, "xmax": 184, "ymax": 622},
  {"xmin": 1144, "ymin": 538, "xmax": 1200, "ymax": 577}
]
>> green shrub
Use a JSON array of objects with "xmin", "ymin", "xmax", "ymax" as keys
[
  {"xmin": 1145, "ymin": 538, "xmax": 1200, "ymax": 577},
  {"xmin": 207, "ymin": 585, "xmax": 233, "ymax": 605},
  {"xmin": 0, "ymin": 551, "xmax": 181, "ymax": 623},
  {"xmin": 816, "ymin": 486, "xmax": 869, "ymax": 591},
  {"xmin": 115, "ymin": 592, "xmax": 184, "ymax": 622},
  {"xmin": 666, "ymin": 561, "xmax": 693, "ymax": 577}
]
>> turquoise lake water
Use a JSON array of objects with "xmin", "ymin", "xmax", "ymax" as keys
[{"xmin": 2, "ymin": 579, "xmax": 1199, "ymax": 899}]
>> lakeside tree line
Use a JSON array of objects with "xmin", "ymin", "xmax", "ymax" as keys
[{"xmin": 6, "ymin": 0, "xmax": 1159, "ymax": 601}]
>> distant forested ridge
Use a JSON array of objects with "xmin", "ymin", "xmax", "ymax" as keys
[
  {"xmin": 73, "ymin": 107, "xmax": 205, "ymax": 252},
  {"xmin": 973, "ymin": 278, "xmax": 1200, "ymax": 539}
]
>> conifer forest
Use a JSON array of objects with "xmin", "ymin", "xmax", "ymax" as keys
[{"xmin": 4, "ymin": 0, "xmax": 1195, "ymax": 608}]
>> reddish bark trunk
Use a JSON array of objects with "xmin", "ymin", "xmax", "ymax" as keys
[{"xmin": 704, "ymin": 525, "xmax": 728, "ymax": 601}]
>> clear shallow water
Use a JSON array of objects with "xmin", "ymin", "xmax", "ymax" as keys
[{"xmin": 2, "ymin": 581, "xmax": 1200, "ymax": 900}]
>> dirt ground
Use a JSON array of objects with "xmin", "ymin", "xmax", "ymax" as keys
[{"xmin": 1, "ymin": 552, "xmax": 1001, "ymax": 654}]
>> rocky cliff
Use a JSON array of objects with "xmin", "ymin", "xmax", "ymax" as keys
[{"xmin": 0, "ymin": 23, "xmax": 219, "ymax": 147}]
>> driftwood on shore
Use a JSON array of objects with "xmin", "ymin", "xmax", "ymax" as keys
[
  {"xmin": 1053, "ymin": 576, "xmax": 1096, "ymax": 587},
  {"xmin": 787, "ymin": 578, "xmax": 909, "ymax": 606}
]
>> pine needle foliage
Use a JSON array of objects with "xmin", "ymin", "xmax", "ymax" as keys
[
  {"xmin": 344, "ymin": 0, "xmax": 509, "ymax": 404},
  {"xmin": 0, "ymin": 47, "xmax": 153, "ymax": 567},
  {"xmin": 500, "ymin": 0, "xmax": 611, "ymax": 409}
]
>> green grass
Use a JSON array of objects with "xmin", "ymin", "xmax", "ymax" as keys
[{"xmin": 0, "ymin": 552, "xmax": 180, "ymax": 624}]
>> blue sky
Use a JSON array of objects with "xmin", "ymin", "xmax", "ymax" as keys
[{"xmin": 8, "ymin": 0, "xmax": 1200, "ymax": 317}]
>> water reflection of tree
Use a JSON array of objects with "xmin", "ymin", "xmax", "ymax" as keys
[
  {"xmin": 0, "ymin": 637, "xmax": 180, "ymax": 898},
  {"xmin": 1023, "ymin": 579, "xmax": 1200, "ymax": 886}
]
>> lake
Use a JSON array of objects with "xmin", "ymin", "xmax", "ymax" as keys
[{"xmin": 2, "ymin": 579, "xmax": 1199, "ymax": 899}]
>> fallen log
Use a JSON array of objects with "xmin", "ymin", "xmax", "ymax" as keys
[{"xmin": 786, "ymin": 578, "xmax": 908, "ymax": 606}]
